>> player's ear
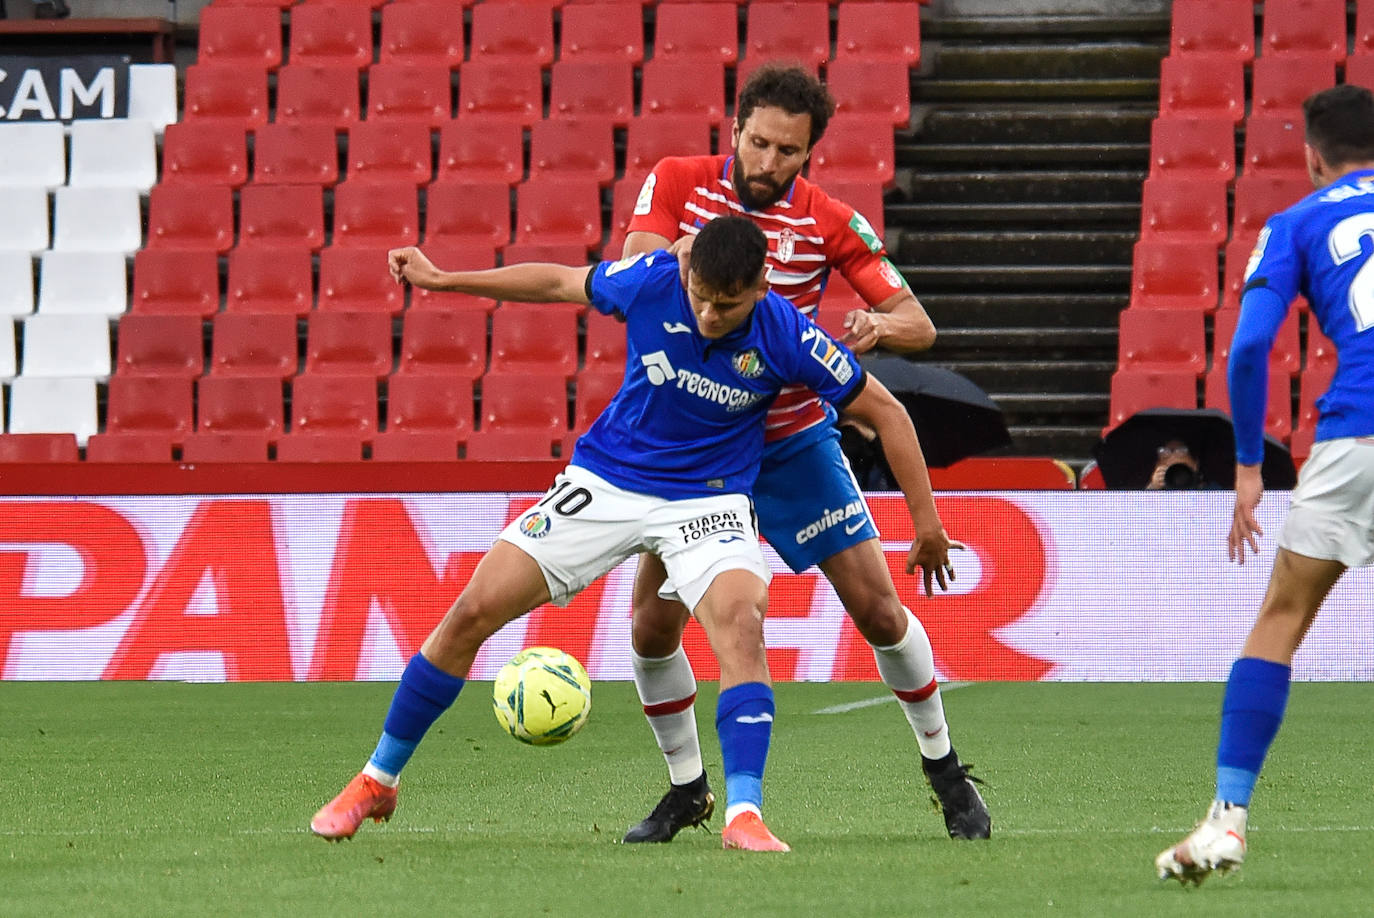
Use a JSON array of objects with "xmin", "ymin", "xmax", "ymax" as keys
[
  {"xmin": 750, "ymin": 268, "xmax": 770, "ymax": 301},
  {"xmin": 1303, "ymin": 143, "xmax": 1328, "ymax": 187}
]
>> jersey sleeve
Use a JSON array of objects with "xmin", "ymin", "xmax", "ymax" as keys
[
  {"xmin": 770, "ymin": 300, "xmax": 866, "ymax": 407},
  {"xmin": 587, "ymin": 251, "xmax": 673, "ymax": 318},
  {"xmin": 814, "ymin": 191, "xmax": 911, "ymax": 308},
  {"xmin": 625, "ymin": 157, "xmax": 693, "ymax": 240}
]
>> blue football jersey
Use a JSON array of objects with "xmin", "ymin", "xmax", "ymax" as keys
[
  {"xmin": 1230, "ymin": 169, "xmax": 1374, "ymax": 464},
  {"xmin": 570, "ymin": 251, "xmax": 866, "ymax": 500}
]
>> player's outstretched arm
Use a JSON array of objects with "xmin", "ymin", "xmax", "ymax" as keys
[
  {"xmin": 1229, "ymin": 463, "xmax": 1265, "ymax": 564},
  {"xmin": 843, "ymin": 375, "xmax": 961, "ymax": 596},
  {"xmin": 388, "ymin": 246, "xmax": 592, "ymax": 305}
]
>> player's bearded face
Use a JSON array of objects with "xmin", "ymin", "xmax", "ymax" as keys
[{"xmin": 732, "ymin": 106, "xmax": 813, "ymax": 209}]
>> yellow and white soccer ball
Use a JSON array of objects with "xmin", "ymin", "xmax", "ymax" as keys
[{"xmin": 492, "ymin": 647, "xmax": 592, "ymax": 746}]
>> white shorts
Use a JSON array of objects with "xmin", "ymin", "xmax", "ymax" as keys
[
  {"xmin": 1279, "ymin": 437, "xmax": 1374, "ymax": 568},
  {"xmin": 496, "ymin": 465, "xmax": 771, "ymax": 611}
]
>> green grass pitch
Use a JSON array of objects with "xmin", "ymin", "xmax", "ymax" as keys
[{"xmin": 6, "ymin": 680, "xmax": 1373, "ymax": 917}]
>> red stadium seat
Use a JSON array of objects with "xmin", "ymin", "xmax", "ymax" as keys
[
  {"xmin": 1212, "ymin": 307, "xmax": 1301, "ymax": 376},
  {"xmin": 180, "ymin": 432, "xmax": 271, "ymax": 461},
  {"xmin": 291, "ymin": 373, "xmax": 379, "ymax": 435},
  {"xmin": 835, "ymin": 1, "xmax": 920, "ymax": 64},
  {"xmin": 239, "ymin": 183, "xmax": 326, "ymax": 250},
  {"xmin": 276, "ymin": 432, "xmax": 364, "ymax": 461},
  {"xmin": 560, "ymin": 3, "xmax": 643, "ymax": 63},
  {"xmin": 183, "ymin": 64, "xmax": 269, "ymax": 126},
  {"xmin": 827, "ymin": 58, "xmax": 912, "ymax": 128},
  {"xmin": 529, "ymin": 119, "xmax": 616, "ymax": 186},
  {"xmin": 743, "ymin": 1, "xmax": 831, "ymax": 70},
  {"xmin": 816, "ymin": 179, "xmax": 886, "ymax": 238},
  {"xmin": 288, "ymin": 2, "xmax": 373, "ymax": 69},
  {"xmin": 1261, "ymin": 0, "xmax": 1346, "ymax": 62},
  {"xmin": 1148, "ymin": 116, "xmax": 1235, "ymax": 182},
  {"xmin": 1203, "ymin": 364, "xmax": 1293, "ymax": 441},
  {"xmin": 408, "ymin": 243, "xmax": 501, "ymax": 312},
  {"xmin": 457, "ymin": 61, "xmax": 543, "ymax": 127},
  {"xmin": 1220, "ymin": 234, "xmax": 1260, "ymax": 310},
  {"xmin": 198, "ymin": 5, "xmax": 282, "ymax": 69},
  {"xmin": 86, "ymin": 432, "xmax": 174, "ymax": 462},
  {"xmin": 386, "ymin": 373, "xmax": 475, "ymax": 433},
  {"xmin": 371, "ymin": 431, "xmax": 461, "ymax": 461},
  {"xmin": 1157, "ymin": 55, "xmax": 1245, "ymax": 123},
  {"xmin": 226, "ymin": 246, "xmax": 314, "ymax": 316},
  {"xmin": 548, "ymin": 60, "xmax": 635, "ymax": 127},
  {"xmin": 366, "ymin": 63, "xmax": 454, "ymax": 127},
  {"xmin": 0, "ymin": 433, "xmax": 79, "ymax": 462},
  {"xmin": 105, "ymin": 376, "xmax": 194, "ymax": 441},
  {"xmin": 397, "ymin": 310, "xmax": 488, "ymax": 378},
  {"xmin": 318, "ymin": 246, "xmax": 404, "ymax": 314},
  {"xmin": 1306, "ymin": 320, "xmax": 1337, "ymax": 371},
  {"xmin": 604, "ymin": 176, "xmax": 642, "ymax": 258},
  {"xmin": 346, "ymin": 121, "xmax": 433, "ymax": 185},
  {"xmin": 641, "ymin": 59, "xmax": 727, "ymax": 121},
  {"xmin": 1138, "ymin": 176, "xmax": 1228, "ymax": 246},
  {"xmin": 488, "ymin": 304, "xmax": 580, "ymax": 378},
  {"xmin": 929, "ymin": 457, "xmax": 1076, "ymax": 491},
  {"xmin": 131, "ymin": 249, "xmax": 220, "ymax": 316},
  {"xmin": 253, "ymin": 122, "xmax": 339, "ymax": 186},
  {"xmin": 1250, "ymin": 55, "xmax": 1336, "ymax": 120},
  {"xmin": 1169, "ymin": 0, "xmax": 1255, "ymax": 61},
  {"xmin": 146, "ymin": 184, "xmax": 235, "ymax": 252},
  {"xmin": 479, "ymin": 371, "xmax": 569, "ymax": 435},
  {"xmin": 464, "ymin": 428, "xmax": 560, "ymax": 461},
  {"xmin": 197, "ymin": 376, "xmax": 286, "ymax": 437},
  {"xmin": 573, "ymin": 369, "xmax": 622, "ymax": 433},
  {"xmin": 304, "ymin": 311, "xmax": 393, "ymax": 377},
  {"xmin": 424, "ymin": 181, "xmax": 512, "ymax": 250},
  {"xmin": 652, "ymin": 2, "xmax": 738, "ymax": 65},
  {"xmin": 1105, "ymin": 368, "xmax": 1198, "ymax": 432},
  {"xmin": 115, "ymin": 314, "xmax": 205, "ymax": 377},
  {"xmin": 1347, "ymin": 52, "xmax": 1374, "ymax": 92},
  {"xmin": 807, "ymin": 115, "xmax": 896, "ymax": 188},
  {"xmin": 331, "ymin": 181, "xmax": 420, "ymax": 249},
  {"xmin": 1359, "ymin": 3, "xmax": 1374, "ymax": 56},
  {"xmin": 1296, "ymin": 360, "xmax": 1335, "ymax": 433},
  {"xmin": 437, "ymin": 118, "xmax": 524, "ymax": 185},
  {"xmin": 501, "ymin": 242, "xmax": 589, "ymax": 266},
  {"xmin": 211, "ymin": 312, "xmax": 299, "ymax": 377},
  {"xmin": 583, "ymin": 311, "xmax": 626, "ymax": 372},
  {"xmin": 378, "ymin": 1, "xmax": 465, "ymax": 68},
  {"xmin": 1128, "ymin": 240, "xmax": 1218, "ymax": 312},
  {"xmin": 1232, "ymin": 174, "xmax": 1312, "ymax": 241},
  {"xmin": 469, "ymin": 2, "xmax": 554, "ymax": 66},
  {"xmin": 161, "ymin": 122, "xmax": 248, "ymax": 187},
  {"xmin": 624, "ymin": 115, "xmax": 713, "ymax": 185},
  {"xmin": 1240, "ymin": 115, "xmax": 1307, "ymax": 178},
  {"xmin": 513, "ymin": 179, "xmax": 603, "ymax": 252},
  {"xmin": 1116, "ymin": 308, "xmax": 1207, "ymax": 374},
  {"xmin": 275, "ymin": 64, "xmax": 360, "ymax": 129}
]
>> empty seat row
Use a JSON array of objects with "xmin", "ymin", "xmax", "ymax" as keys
[
  {"xmin": 1170, "ymin": 0, "xmax": 1362, "ymax": 63},
  {"xmin": 1156, "ymin": 52, "xmax": 1374, "ymax": 123},
  {"xmin": 198, "ymin": 1, "xmax": 921, "ymax": 72}
]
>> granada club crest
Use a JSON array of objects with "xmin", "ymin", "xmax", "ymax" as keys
[
  {"xmin": 878, "ymin": 259, "xmax": 904, "ymax": 290},
  {"xmin": 777, "ymin": 227, "xmax": 796, "ymax": 263},
  {"xmin": 732, "ymin": 348, "xmax": 765, "ymax": 379},
  {"xmin": 518, "ymin": 511, "xmax": 552, "ymax": 539}
]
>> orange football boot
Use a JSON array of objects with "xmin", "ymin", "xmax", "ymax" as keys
[
  {"xmin": 721, "ymin": 811, "xmax": 790, "ymax": 852},
  {"xmin": 310, "ymin": 773, "xmax": 398, "ymax": 841}
]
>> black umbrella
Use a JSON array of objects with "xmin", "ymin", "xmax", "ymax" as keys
[
  {"xmin": 1092, "ymin": 407, "xmax": 1297, "ymax": 490},
  {"xmin": 859, "ymin": 355, "xmax": 1012, "ymax": 468}
]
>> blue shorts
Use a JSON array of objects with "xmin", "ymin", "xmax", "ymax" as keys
[{"xmin": 754, "ymin": 424, "xmax": 879, "ymax": 574}]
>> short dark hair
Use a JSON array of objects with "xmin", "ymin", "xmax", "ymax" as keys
[
  {"xmin": 735, "ymin": 63, "xmax": 836, "ymax": 149},
  {"xmin": 690, "ymin": 217, "xmax": 768, "ymax": 293},
  {"xmin": 1304, "ymin": 84, "xmax": 1374, "ymax": 167}
]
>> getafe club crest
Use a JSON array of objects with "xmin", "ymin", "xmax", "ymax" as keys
[
  {"xmin": 518, "ymin": 511, "xmax": 552, "ymax": 539},
  {"xmin": 777, "ymin": 227, "xmax": 796, "ymax": 263},
  {"xmin": 732, "ymin": 348, "xmax": 765, "ymax": 379}
]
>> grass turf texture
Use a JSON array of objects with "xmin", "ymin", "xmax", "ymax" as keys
[{"xmin": 6, "ymin": 681, "xmax": 1373, "ymax": 917}]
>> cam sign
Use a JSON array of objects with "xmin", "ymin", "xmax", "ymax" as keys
[{"xmin": 0, "ymin": 55, "xmax": 129, "ymax": 121}]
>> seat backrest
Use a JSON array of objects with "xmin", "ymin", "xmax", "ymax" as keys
[
  {"xmin": 1117, "ymin": 308, "xmax": 1207, "ymax": 374},
  {"xmin": 835, "ymin": 1, "xmax": 921, "ymax": 64},
  {"xmin": 196, "ymin": 375, "xmax": 285, "ymax": 436},
  {"xmin": 86, "ymin": 432, "xmax": 175, "ymax": 462},
  {"xmin": 8, "ymin": 377, "xmax": 99, "ymax": 445},
  {"xmin": 469, "ymin": 2, "xmax": 554, "ymax": 65},
  {"xmin": 183, "ymin": 63, "xmax": 269, "ymax": 126},
  {"xmin": 20, "ymin": 314, "xmax": 111, "ymax": 378},
  {"xmin": 304, "ymin": 310, "xmax": 394, "ymax": 377},
  {"xmin": 332, "ymin": 180, "xmax": 420, "ymax": 248},
  {"xmin": 529, "ymin": 119, "xmax": 616, "ymax": 185},
  {"xmin": 1169, "ymin": 0, "xmax": 1255, "ymax": 60},
  {"xmin": 379, "ymin": 1, "xmax": 465, "ymax": 67},
  {"xmin": 513, "ymin": 178, "xmax": 602, "ymax": 249},
  {"xmin": 253, "ymin": 122, "xmax": 339, "ymax": 186},
  {"xmin": 1148, "ymin": 116, "xmax": 1235, "ymax": 181},
  {"xmin": 1240, "ymin": 115, "xmax": 1307, "ymax": 177},
  {"xmin": 573, "ymin": 369, "xmax": 623, "ymax": 431},
  {"xmin": 816, "ymin": 178, "xmax": 887, "ymax": 237},
  {"xmin": 1203, "ymin": 363, "xmax": 1293, "ymax": 439},
  {"xmin": 827, "ymin": 58, "xmax": 912, "ymax": 127},
  {"xmin": 397, "ymin": 310, "xmax": 488, "ymax": 378},
  {"xmin": 743, "ymin": 0, "xmax": 831, "ymax": 68},
  {"xmin": 1232, "ymin": 173, "xmax": 1312, "ymax": 241},
  {"xmin": 807, "ymin": 115, "xmax": 896, "ymax": 187},
  {"xmin": 114, "ymin": 313, "xmax": 205, "ymax": 377},
  {"xmin": 128, "ymin": 63, "xmax": 179, "ymax": 134},
  {"xmin": 1250, "ymin": 54, "xmax": 1336, "ymax": 119},
  {"xmin": 437, "ymin": 118, "xmax": 524, "ymax": 185},
  {"xmin": 347, "ymin": 121, "xmax": 434, "ymax": 185},
  {"xmin": 53, "ymin": 186, "xmax": 143, "ymax": 254},
  {"xmin": 105, "ymin": 375, "xmax": 195, "ymax": 437},
  {"xmin": 0, "ymin": 250, "xmax": 34, "ymax": 318},
  {"xmin": 239, "ymin": 183, "xmax": 326, "ymax": 250},
  {"xmin": 0, "ymin": 122, "xmax": 66, "ymax": 189},
  {"xmin": 489, "ymin": 304, "xmax": 579, "ymax": 378},
  {"xmin": 275, "ymin": 64, "xmax": 360, "ymax": 128},
  {"xmin": 291, "ymin": 373, "xmax": 379, "ymax": 435},
  {"xmin": 161, "ymin": 121, "xmax": 250, "ymax": 187},
  {"xmin": 479, "ymin": 371, "xmax": 569, "ymax": 432},
  {"xmin": 288, "ymin": 2, "xmax": 374, "ymax": 69},
  {"xmin": 1129, "ymin": 240, "xmax": 1219, "ymax": 312},
  {"xmin": 226, "ymin": 246, "xmax": 314, "ymax": 315},
  {"xmin": 386, "ymin": 372, "xmax": 475, "ymax": 432},
  {"xmin": 624, "ymin": 115, "xmax": 713, "ymax": 184},
  {"xmin": 132, "ymin": 248, "xmax": 221, "ymax": 316},
  {"xmin": 407, "ymin": 243, "xmax": 501, "ymax": 311},
  {"xmin": 1106, "ymin": 368, "xmax": 1199, "ymax": 430},
  {"xmin": 1138, "ymin": 176, "xmax": 1228, "ymax": 245},
  {"xmin": 0, "ymin": 187, "xmax": 49, "ymax": 254},
  {"xmin": 1157, "ymin": 55, "xmax": 1246, "ymax": 122},
  {"xmin": 1261, "ymin": 0, "xmax": 1346, "ymax": 61},
  {"xmin": 318, "ymin": 246, "xmax": 404, "ymax": 314},
  {"xmin": 180, "ymin": 431, "xmax": 271, "ymax": 461},
  {"xmin": 0, "ymin": 317, "xmax": 15, "ymax": 380},
  {"xmin": 559, "ymin": 3, "xmax": 643, "ymax": 64},
  {"xmin": 37, "ymin": 251, "xmax": 127, "ymax": 316},
  {"xmin": 366, "ymin": 63, "xmax": 454, "ymax": 127},
  {"xmin": 1212, "ymin": 306, "xmax": 1301, "ymax": 375},
  {"xmin": 457, "ymin": 61, "xmax": 543, "ymax": 126},
  {"xmin": 425, "ymin": 180, "xmax": 512, "ymax": 249},
  {"xmin": 640, "ymin": 58, "xmax": 726, "ymax": 120},
  {"xmin": 198, "ymin": 4, "xmax": 283, "ymax": 69},
  {"xmin": 145, "ymin": 183, "xmax": 235, "ymax": 252},
  {"xmin": 211, "ymin": 311, "xmax": 299, "ymax": 377},
  {"xmin": 547, "ymin": 60, "xmax": 635, "ymax": 126},
  {"xmin": 653, "ymin": 3, "xmax": 739, "ymax": 65}
]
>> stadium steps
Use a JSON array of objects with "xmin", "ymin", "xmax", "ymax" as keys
[{"xmin": 888, "ymin": 10, "xmax": 1169, "ymax": 466}]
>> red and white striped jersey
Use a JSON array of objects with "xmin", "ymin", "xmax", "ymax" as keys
[{"xmin": 627, "ymin": 153, "xmax": 907, "ymax": 442}]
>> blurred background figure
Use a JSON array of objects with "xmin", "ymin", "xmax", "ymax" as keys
[{"xmin": 1146, "ymin": 439, "xmax": 1207, "ymax": 490}]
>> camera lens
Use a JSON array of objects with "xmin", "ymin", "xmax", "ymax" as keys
[{"xmin": 1163, "ymin": 462, "xmax": 1198, "ymax": 490}]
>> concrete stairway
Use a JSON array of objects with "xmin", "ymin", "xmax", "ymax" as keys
[{"xmin": 888, "ymin": 13, "xmax": 1170, "ymax": 466}]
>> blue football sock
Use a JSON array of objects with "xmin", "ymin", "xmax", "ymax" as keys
[
  {"xmin": 1215, "ymin": 656, "xmax": 1291, "ymax": 807},
  {"xmin": 716, "ymin": 682, "xmax": 775, "ymax": 813},
  {"xmin": 368, "ymin": 653, "xmax": 465, "ymax": 778}
]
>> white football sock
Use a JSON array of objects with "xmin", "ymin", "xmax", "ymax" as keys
[
  {"xmin": 631, "ymin": 645, "xmax": 704, "ymax": 785},
  {"xmin": 871, "ymin": 607, "xmax": 952, "ymax": 760},
  {"xmin": 362, "ymin": 762, "xmax": 399, "ymax": 788}
]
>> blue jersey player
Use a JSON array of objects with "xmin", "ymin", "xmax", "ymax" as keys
[
  {"xmin": 1157, "ymin": 85, "xmax": 1374, "ymax": 885},
  {"xmin": 310, "ymin": 217, "xmax": 959, "ymax": 852}
]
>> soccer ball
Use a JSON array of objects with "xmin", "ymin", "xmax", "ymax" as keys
[{"xmin": 492, "ymin": 647, "xmax": 592, "ymax": 746}]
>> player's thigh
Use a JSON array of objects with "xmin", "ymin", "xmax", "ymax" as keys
[
  {"xmin": 1243, "ymin": 548, "xmax": 1346, "ymax": 661},
  {"xmin": 428, "ymin": 540, "xmax": 552, "ymax": 649},
  {"xmin": 499, "ymin": 467, "xmax": 651, "ymax": 606},
  {"xmin": 755, "ymin": 432, "xmax": 878, "ymax": 573},
  {"xmin": 1279, "ymin": 437, "xmax": 1374, "ymax": 567},
  {"xmin": 646, "ymin": 492, "xmax": 771, "ymax": 614}
]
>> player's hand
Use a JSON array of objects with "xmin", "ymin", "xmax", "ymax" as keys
[
  {"xmin": 388, "ymin": 246, "xmax": 443, "ymax": 290},
  {"xmin": 906, "ymin": 527, "xmax": 965, "ymax": 597},
  {"xmin": 667, "ymin": 234, "xmax": 694, "ymax": 287},
  {"xmin": 1228, "ymin": 463, "xmax": 1265, "ymax": 564},
  {"xmin": 840, "ymin": 310, "xmax": 885, "ymax": 354}
]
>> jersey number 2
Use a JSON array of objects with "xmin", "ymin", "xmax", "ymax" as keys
[{"xmin": 1329, "ymin": 213, "xmax": 1374, "ymax": 332}]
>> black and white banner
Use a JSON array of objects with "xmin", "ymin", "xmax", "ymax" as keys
[{"xmin": 0, "ymin": 54, "xmax": 130, "ymax": 121}]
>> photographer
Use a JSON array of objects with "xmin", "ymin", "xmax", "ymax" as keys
[{"xmin": 1145, "ymin": 439, "xmax": 1208, "ymax": 490}]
